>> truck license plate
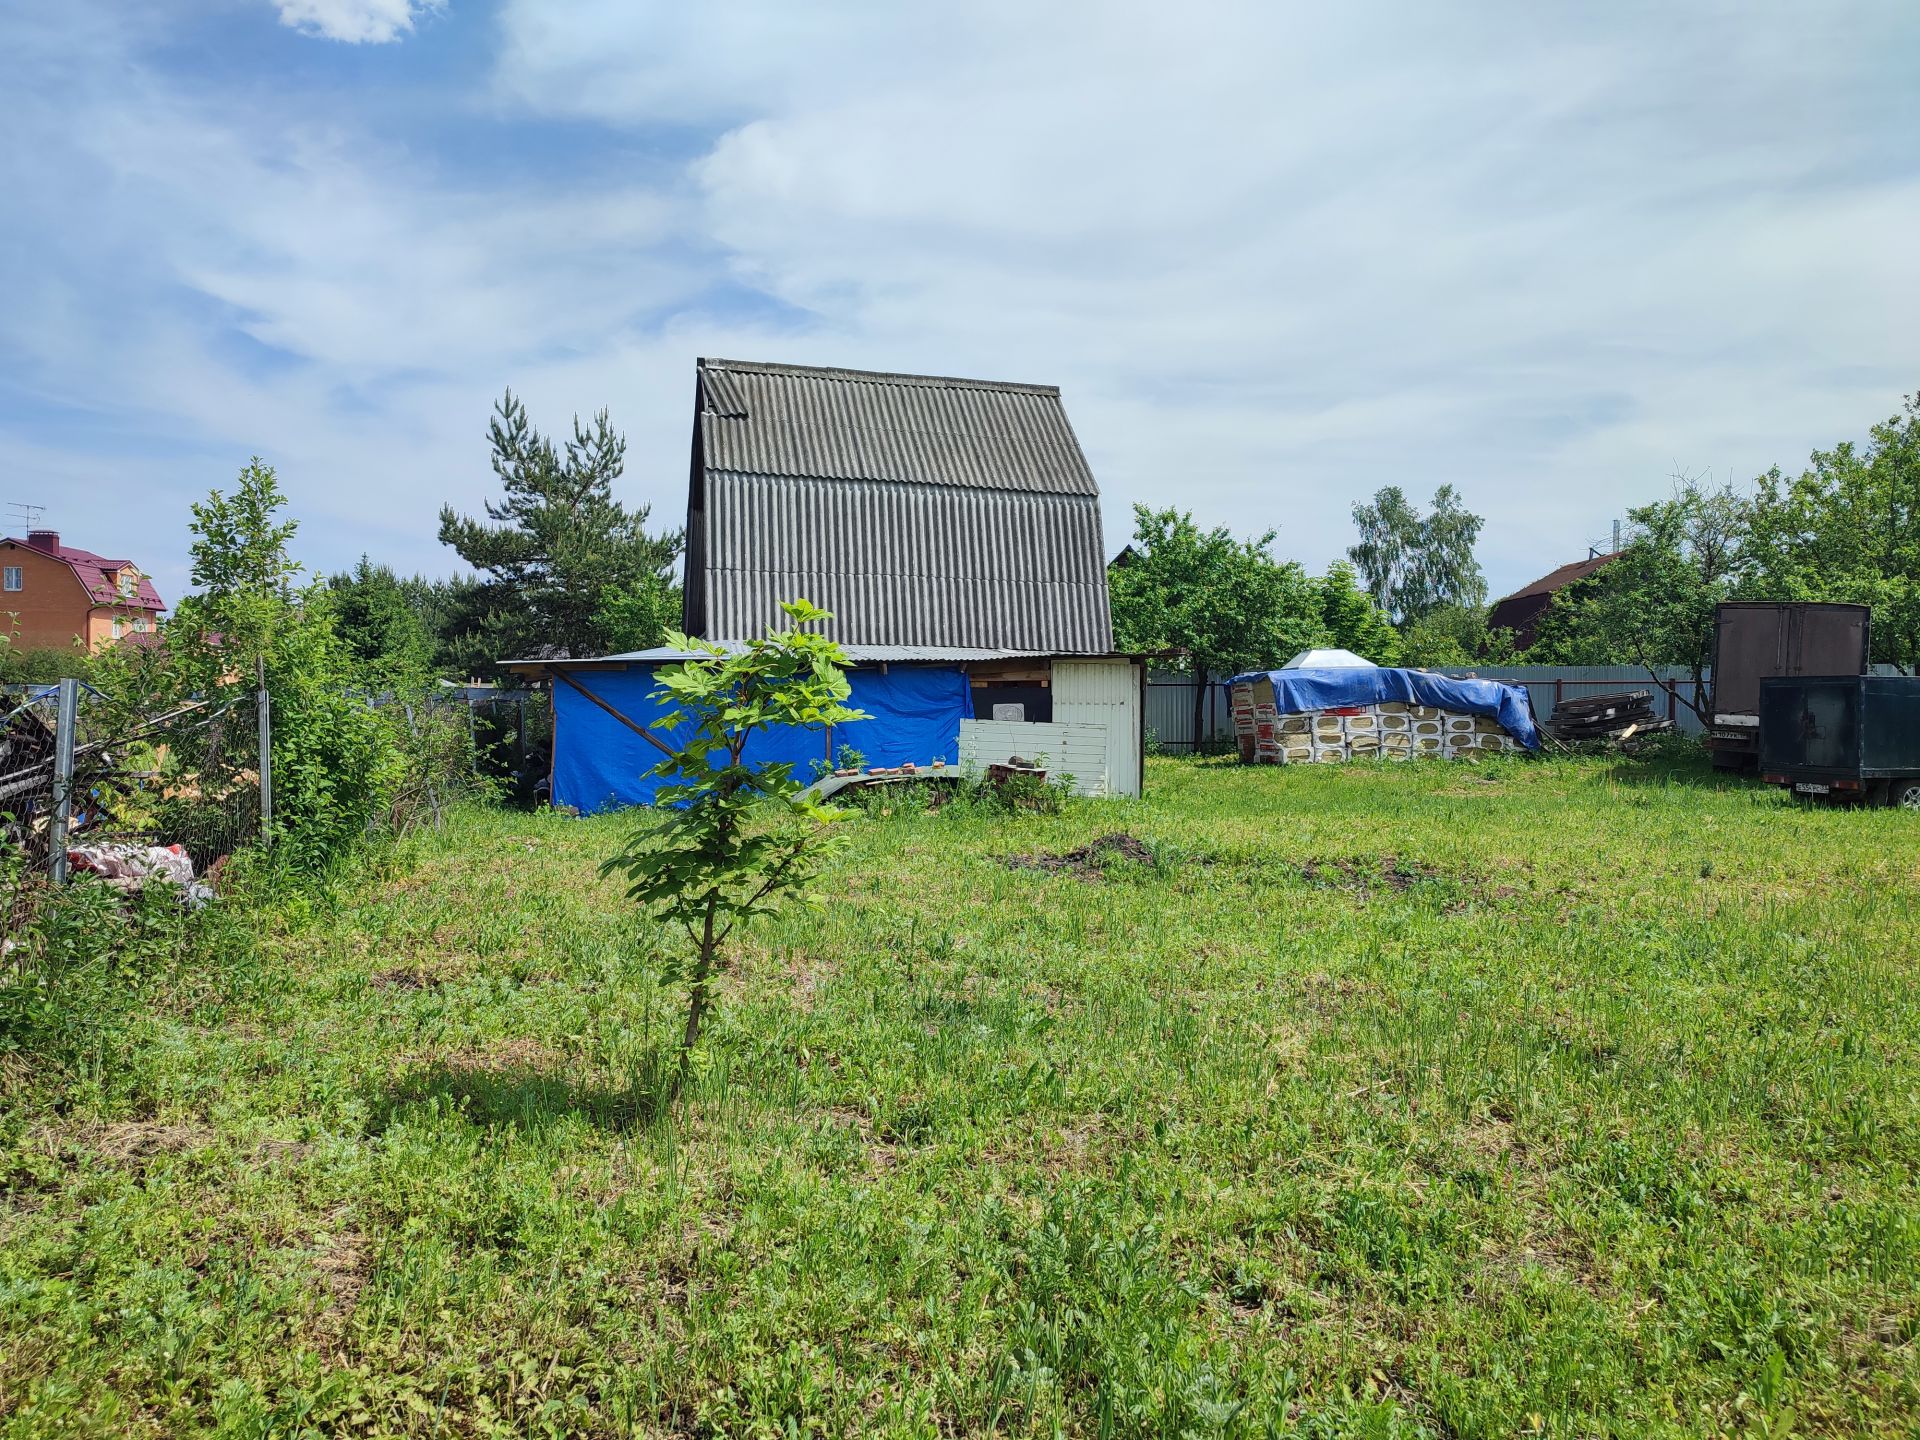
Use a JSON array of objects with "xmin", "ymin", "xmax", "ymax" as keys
[{"xmin": 1794, "ymin": 782, "xmax": 1831, "ymax": 795}]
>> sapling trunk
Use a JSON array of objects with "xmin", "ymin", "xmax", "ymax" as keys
[{"xmin": 668, "ymin": 897, "xmax": 721, "ymax": 1104}]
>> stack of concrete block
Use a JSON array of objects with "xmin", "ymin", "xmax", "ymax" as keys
[{"xmin": 1230, "ymin": 681, "xmax": 1523, "ymax": 765}]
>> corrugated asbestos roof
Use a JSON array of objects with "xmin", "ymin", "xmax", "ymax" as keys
[
  {"xmin": 697, "ymin": 359, "xmax": 1096, "ymax": 495},
  {"xmin": 687, "ymin": 358, "xmax": 1114, "ymax": 653}
]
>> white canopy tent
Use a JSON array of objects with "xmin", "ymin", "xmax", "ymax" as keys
[{"xmin": 1280, "ymin": 647, "xmax": 1378, "ymax": 669}]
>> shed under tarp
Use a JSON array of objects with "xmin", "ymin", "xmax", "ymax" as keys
[
  {"xmin": 1229, "ymin": 667, "xmax": 1543, "ymax": 749},
  {"xmin": 550, "ymin": 664, "xmax": 972, "ymax": 814}
]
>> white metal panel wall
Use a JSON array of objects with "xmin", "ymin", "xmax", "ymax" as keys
[
  {"xmin": 958, "ymin": 720, "xmax": 1111, "ymax": 796},
  {"xmin": 1053, "ymin": 659, "xmax": 1142, "ymax": 796}
]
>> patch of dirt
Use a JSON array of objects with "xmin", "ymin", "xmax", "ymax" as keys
[
  {"xmin": 1037, "ymin": 1119, "xmax": 1107, "ymax": 1177},
  {"xmin": 1006, "ymin": 832, "xmax": 1156, "ymax": 879},
  {"xmin": 448, "ymin": 1036, "xmax": 566, "ymax": 1072},
  {"xmin": 1294, "ymin": 973, "xmax": 1381, "ymax": 1017},
  {"xmin": 394, "ymin": 1035, "xmax": 567, "ymax": 1077},
  {"xmin": 1301, "ymin": 854, "xmax": 1443, "ymax": 895},
  {"xmin": 371, "ymin": 967, "xmax": 436, "ymax": 991}
]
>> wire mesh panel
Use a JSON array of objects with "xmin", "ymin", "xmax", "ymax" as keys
[
  {"xmin": 0, "ymin": 686, "xmax": 62, "ymax": 934},
  {"xmin": 2, "ymin": 680, "xmax": 264, "ymax": 934}
]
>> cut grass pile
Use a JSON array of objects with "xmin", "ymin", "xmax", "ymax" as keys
[{"xmin": 4, "ymin": 751, "xmax": 1920, "ymax": 1436}]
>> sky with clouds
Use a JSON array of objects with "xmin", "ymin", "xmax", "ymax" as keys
[{"xmin": 3, "ymin": 0, "xmax": 1916, "ymax": 610}]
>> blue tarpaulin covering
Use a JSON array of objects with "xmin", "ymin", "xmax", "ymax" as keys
[
  {"xmin": 1228, "ymin": 667, "xmax": 1542, "ymax": 749},
  {"xmin": 551, "ymin": 664, "xmax": 973, "ymax": 813}
]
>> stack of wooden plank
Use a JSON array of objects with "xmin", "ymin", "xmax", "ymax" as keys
[{"xmin": 1547, "ymin": 690, "xmax": 1673, "ymax": 746}]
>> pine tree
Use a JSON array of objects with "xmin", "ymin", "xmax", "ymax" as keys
[
  {"xmin": 438, "ymin": 391, "xmax": 682, "ymax": 664},
  {"xmin": 327, "ymin": 557, "xmax": 436, "ymax": 687}
]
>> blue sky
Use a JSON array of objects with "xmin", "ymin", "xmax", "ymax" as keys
[{"xmin": 3, "ymin": 0, "xmax": 1917, "ymax": 610}]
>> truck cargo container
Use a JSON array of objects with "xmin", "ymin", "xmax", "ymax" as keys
[
  {"xmin": 1707, "ymin": 602, "xmax": 1870, "ymax": 770},
  {"xmin": 1758, "ymin": 674, "xmax": 1920, "ymax": 807}
]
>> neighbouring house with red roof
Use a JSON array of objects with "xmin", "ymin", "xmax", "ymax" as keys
[
  {"xmin": 0, "ymin": 530, "xmax": 167, "ymax": 652},
  {"xmin": 1487, "ymin": 552, "xmax": 1618, "ymax": 650}
]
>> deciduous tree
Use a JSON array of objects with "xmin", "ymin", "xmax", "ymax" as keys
[
  {"xmin": 1745, "ymin": 392, "xmax": 1920, "ymax": 671},
  {"xmin": 1312, "ymin": 562, "xmax": 1401, "ymax": 664},
  {"xmin": 1530, "ymin": 478, "xmax": 1749, "ymax": 721},
  {"xmin": 1348, "ymin": 485, "xmax": 1487, "ymax": 623},
  {"xmin": 1109, "ymin": 506, "xmax": 1328, "ymax": 746},
  {"xmin": 600, "ymin": 601, "xmax": 865, "ymax": 1104},
  {"xmin": 164, "ymin": 461, "xmax": 401, "ymax": 866},
  {"xmin": 1398, "ymin": 604, "xmax": 1520, "ymax": 669}
]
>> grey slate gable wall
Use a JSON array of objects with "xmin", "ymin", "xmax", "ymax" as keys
[{"xmin": 684, "ymin": 359, "xmax": 1114, "ymax": 652}]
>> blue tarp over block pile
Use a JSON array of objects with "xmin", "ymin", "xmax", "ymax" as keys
[
  {"xmin": 551, "ymin": 664, "xmax": 972, "ymax": 814},
  {"xmin": 1228, "ymin": 667, "xmax": 1542, "ymax": 749}
]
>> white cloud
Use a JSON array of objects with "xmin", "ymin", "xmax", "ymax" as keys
[
  {"xmin": 495, "ymin": 0, "xmax": 1920, "ymax": 588},
  {"xmin": 3, "ymin": 0, "xmax": 1918, "ymax": 605},
  {"xmin": 273, "ymin": 0, "xmax": 441, "ymax": 45},
  {"xmin": 0, "ymin": 3, "xmax": 703, "ymax": 597}
]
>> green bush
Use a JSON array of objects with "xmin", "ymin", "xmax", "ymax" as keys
[
  {"xmin": 0, "ymin": 644, "xmax": 96, "ymax": 687},
  {"xmin": 0, "ymin": 866, "xmax": 264, "ymax": 1085},
  {"xmin": 127, "ymin": 461, "xmax": 410, "ymax": 872}
]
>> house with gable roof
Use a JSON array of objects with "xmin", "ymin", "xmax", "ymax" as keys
[
  {"xmin": 0, "ymin": 529, "xmax": 167, "ymax": 651},
  {"xmin": 507, "ymin": 358, "xmax": 1144, "ymax": 807}
]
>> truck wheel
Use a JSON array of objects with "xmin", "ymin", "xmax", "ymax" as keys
[{"xmin": 1890, "ymin": 780, "xmax": 1920, "ymax": 811}]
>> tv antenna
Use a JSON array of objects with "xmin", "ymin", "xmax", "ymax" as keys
[{"xmin": 6, "ymin": 502, "xmax": 45, "ymax": 530}]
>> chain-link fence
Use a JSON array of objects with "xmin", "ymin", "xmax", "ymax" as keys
[
  {"xmin": 2, "ymin": 677, "xmax": 266, "ymax": 935},
  {"xmin": 4, "ymin": 675, "xmax": 545, "ymax": 937},
  {"xmin": 394, "ymin": 685, "xmax": 546, "ymax": 806}
]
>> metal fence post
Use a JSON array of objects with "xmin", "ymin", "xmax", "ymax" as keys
[
  {"xmin": 49, "ymin": 678, "xmax": 79, "ymax": 885},
  {"xmin": 256, "ymin": 657, "xmax": 273, "ymax": 842}
]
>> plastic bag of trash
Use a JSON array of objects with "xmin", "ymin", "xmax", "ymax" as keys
[{"xmin": 66, "ymin": 842, "xmax": 197, "ymax": 893}]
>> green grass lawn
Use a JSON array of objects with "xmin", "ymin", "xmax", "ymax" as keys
[{"xmin": 5, "ymin": 751, "xmax": 1920, "ymax": 1437}]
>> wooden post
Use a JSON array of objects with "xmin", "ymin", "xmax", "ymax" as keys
[
  {"xmin": 257, "ymin": 657, "xmax": 273, "ymax": 842},
  {"xmin": 49, "ymin": 678, "xmax": 79, "ymax": 885},
  {"xmin": 551, "ymin": 669, "xmax": 674, "ymax": 756}
]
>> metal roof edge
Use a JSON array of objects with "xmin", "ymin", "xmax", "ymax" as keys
[
  {"xmin": 501, "ymin": 646, "xmax": 1145, "ymax": 670},
  {"xmin": 697, "ymin": 356, "xmax": 1062, "ymax": 398}
]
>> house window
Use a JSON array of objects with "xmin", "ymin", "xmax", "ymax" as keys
[
  {"xmin": 2, "ymin": 566, "xmax": 20, "ymax": 592},
  {"xmin": 118, "ymin": 570, "xmax": 137, "ymax": 598},
  {"xmin": 134, "ymin": 616, "xmax": 150, "ymax": 634},
  {"xmin": 112, "ymin": 617, "xmax": 124, "ymax": 639}
]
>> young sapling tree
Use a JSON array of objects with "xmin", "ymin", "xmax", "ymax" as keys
[{"xmin": 600, "ymin": 601, "xmax": 867, "ymax": 1103}]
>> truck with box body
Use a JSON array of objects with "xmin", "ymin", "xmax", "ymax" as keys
[
  {"xmin": 1758, "ymin": 675, "xmax": 1920, "ymax": 807},
  {"xmin": 1706, "ymin": 602, "xmax": 1870, "ymax": 770}
]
